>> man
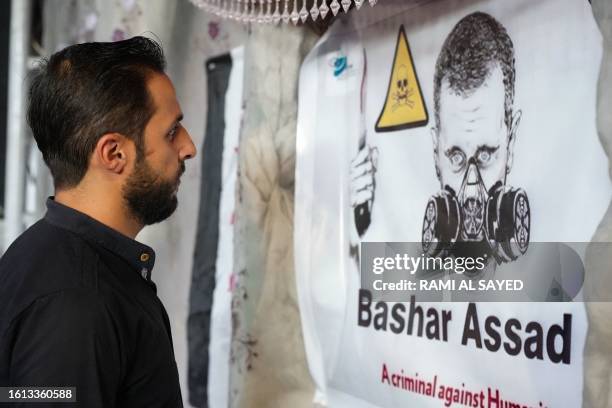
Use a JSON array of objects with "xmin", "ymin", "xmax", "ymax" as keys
[
  {"xmin": 425, "ymin": 11, "xmax": 529, "ymax": 262},
  {"xmin": 0, "ymin": 37, "xmax": 196, "ymax": 407},
  {"xmin": 352, "ymin": 12, "xmax": 530, "ymax": 263}
]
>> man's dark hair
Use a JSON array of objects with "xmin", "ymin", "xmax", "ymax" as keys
[
  {"xmin": 27, "ymin": 36, "xmax": 166, "ymax": 189},
  {"xmin": 433, "ymin": 12, "xmax": 516, "ymax": 130}
]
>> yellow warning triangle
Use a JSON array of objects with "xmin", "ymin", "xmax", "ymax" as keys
[{"xmin": 375, "ymin": 25, "xmax": 428, "ymax": 132}]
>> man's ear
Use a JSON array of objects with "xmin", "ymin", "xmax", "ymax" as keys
[
  {"xmin": 93, "ymin": 133, "xmax": 129, "ymax": 174},
  {"xmin": 506, "ymin": 109, "xmax": 522, "ymax": 173},
  {"xmin": 431, "ymin": 127, "xmax": 442, "ymax": 183}
]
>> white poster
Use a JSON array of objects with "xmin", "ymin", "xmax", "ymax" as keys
[
  {"xmin": 208, "ymin": 46, "xmax": 244, "ymax": 408},
  {"xmin": 295, "ymin": 1, "xmax": 611, "ymax": 407}
]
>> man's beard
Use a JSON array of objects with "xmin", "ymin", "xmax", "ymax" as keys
[{"xmin": 123, "ymin": 156, "xmax": 185, "ymax": 226}]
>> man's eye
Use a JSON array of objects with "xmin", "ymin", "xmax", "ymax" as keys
[
  {"xmin": 449, "ymin": 151, "xmax": 465, "ymax": 169},
  {"xmin": 477, "ymin": 150, "xmax": 492, "ymax": 165},
  {"xmin": 167, "ymin": 125, "xmax": 179, "ymax": 140}
]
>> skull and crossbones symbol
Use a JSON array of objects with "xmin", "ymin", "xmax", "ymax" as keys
[{"xmin": 392, "ymin": 65, "xmax": 415, "ymax": 111}]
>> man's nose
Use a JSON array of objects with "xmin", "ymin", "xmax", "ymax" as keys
[
  {"xmin": 466, "ymin": 162, "xmax": 479, "ymax": 185},
  {"xmin": 179, "ymin": 128, "xmax": 197, "ymax": 161},
  {"xmin": 464, "ymin": 157, "xmax": 484, "ymax": 186}
]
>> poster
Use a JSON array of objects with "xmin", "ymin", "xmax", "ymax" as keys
[
  {"xmin": 295, "ymin": 0, "xmax": 611, "ymax": 407},
  {"xmin": 207, "ymin": 46, "xmax": 244, "ymax": 408}
]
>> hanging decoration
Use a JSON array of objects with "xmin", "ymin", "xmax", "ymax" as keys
[{"xmin": 189, "ymin": 0, "xmax": 378, "ymax": 24}]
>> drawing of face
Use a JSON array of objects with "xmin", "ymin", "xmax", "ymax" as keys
[{"xmin": 433, "ymin": 66, "xmax": 519, "ymax": 240}]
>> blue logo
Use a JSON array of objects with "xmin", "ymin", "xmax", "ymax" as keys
[{"xmin": 333, "ymin": 56, "xmax": 348, "ymax": 77}]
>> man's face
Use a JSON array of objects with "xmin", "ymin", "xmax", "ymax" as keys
[
  {"xmin": 123, "ymin": 73, "xmax": 196, "ymax": 226},
  {"xmin": 435, "ymin": 66, "xmax": 511, "ymax": 193}
]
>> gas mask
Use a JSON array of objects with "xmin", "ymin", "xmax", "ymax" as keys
[{"xmin": 421, "ymin": 158, "xmax": 530, "ymax": 263}]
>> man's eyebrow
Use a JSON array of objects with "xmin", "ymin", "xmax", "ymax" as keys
[
  {"xmin": 475, "ymin": 144, "xmax": 500, "ymax": 153},
  {"xmin": 444, "ymin": 146, "xmax": 463, "ymax": 157}
]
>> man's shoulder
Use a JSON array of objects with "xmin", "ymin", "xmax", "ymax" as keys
[
  {"xmin": 0, "ymin": 219, "xmax": 102, "ymax": 326},
  {"xmin": 1, "ymin": 218, "xmax": 94, "ymax": 277}
]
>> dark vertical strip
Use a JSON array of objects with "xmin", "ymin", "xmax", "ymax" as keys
[
  {"xmin": 187, "ymin": 53, "xmax": 232, "ymax": 408},
  {"xmin": 0, "ymin": 0, "xmax": 11, "ymax": 217}
]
